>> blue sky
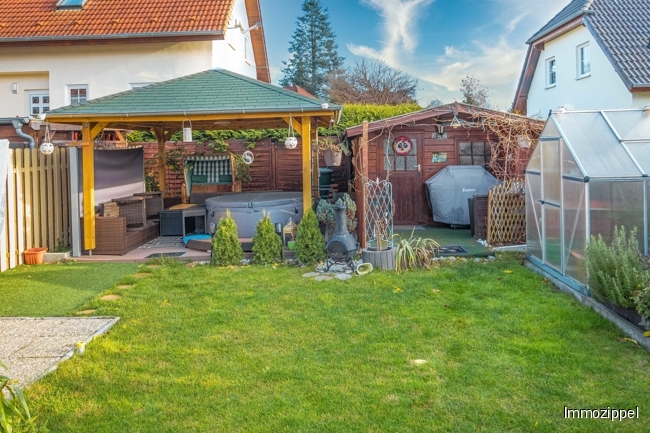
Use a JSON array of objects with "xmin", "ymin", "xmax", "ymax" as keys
[{"xmin": 260, "ymin": 0, "xmax": 570, "ymax": 109}]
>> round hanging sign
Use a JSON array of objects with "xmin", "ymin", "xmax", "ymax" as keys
[
  {"xmin": 242, "ymin": 151, "xmax": 254, "ymax": 165},
  {"xmin": 393, "ymin": 136, "xmax": 413, "ymax": 155}
]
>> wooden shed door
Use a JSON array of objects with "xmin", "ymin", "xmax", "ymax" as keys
[{"xmin": 382, "ymin": 134, "xmax": 423, "ymax": 225}]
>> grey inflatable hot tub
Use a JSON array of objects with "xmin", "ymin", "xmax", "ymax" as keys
[{"xmin": 205, "ymin": 192, "xmax": 303, "ymax": 238}]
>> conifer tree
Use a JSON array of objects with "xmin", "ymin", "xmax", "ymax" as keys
[{"xmin": 280, "ymin": 0, "xmax": 344, "ymax": 98}]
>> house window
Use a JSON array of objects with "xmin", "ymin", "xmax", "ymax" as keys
[
  {"xmin": 28, "ymin": 92, "xmax": 49, "ymax": 116},
  {"xmin": 459, "ymin": 141, "xmax": 491, "ymax": 166},
  {"xmin": 69, "ymin": 85, "xmax": 88, "ymax": 104},
  {"xmin": 546, "ymin": 58, "xmax": 556, "ymax": 87},
  {"xmin": 577, "ymin": 43, "xmax": 591, "ymax": 78}
]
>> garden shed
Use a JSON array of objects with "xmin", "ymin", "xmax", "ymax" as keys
[{"xmin": 526, "ymin": 108, "xmax": 650, "ymax": 293}]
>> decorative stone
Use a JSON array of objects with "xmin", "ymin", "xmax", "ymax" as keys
[
  {"xmin": 186, "ymin": 263, "xmax": 197, "ymax": 269},
  {"xmin": 488, "ymin": 256, "xmax": 496, "ymax": 261},
  {"xmin": 303, "ymin": 272, "xmax": 320, "ymax": 278},
  {"xmin": 361, "ymin": 248, "xmax": 396, "ymax": 271},
  {"xmin": 133, "ymin": 273, "xmax": 152, "ymax": 278},
  {"xmin": 335, "ymin": 274, "xmax": 352, "ymax": 281},
  {"xmin": 100, "ymin": 295, "xmax": 121, "ymax": 301},
  {"xmin": 78, "ymin": 310, "xmax": 96, "ymax": 315},
  {"xmin": 315, "ymin": 276, "xmax": 333, "ymax": 282}
]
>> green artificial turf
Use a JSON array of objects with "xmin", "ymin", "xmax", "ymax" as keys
[
  {"xmin": 20, "ymin": 257, "xmax": 650, "ymax": 432},
  {"xmin": 394, "ymin": 226, "xmax": 492, "ymax": 256},
  {"xmin": 0, "ymin": 262, "xmax": 139, "ymax": 317}
]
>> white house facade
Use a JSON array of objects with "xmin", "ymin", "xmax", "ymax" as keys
[
  {"xmin": 0, "ymin": 0, "xmax": 269, "ymax": 119},
  {"xmin": 514, "ymin": 0, "xmax": 650, "ymax": 116}
]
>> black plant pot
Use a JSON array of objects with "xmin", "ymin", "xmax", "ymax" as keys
[
  {"xmin": 613, "ymin": 305, "xmax": 631, "ymax": 321},
  {"xmin": 628, "ymin": 308, "xmax": 649, "ymax": 331}
]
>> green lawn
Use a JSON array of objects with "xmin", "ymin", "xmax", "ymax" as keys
[
  {"xmin": 0, "ymin": 262, "xmax": 139, "ymax": 316},
  {"xmin": 13, "ymin": 257, "xmax": 650, "ymax": 432}
]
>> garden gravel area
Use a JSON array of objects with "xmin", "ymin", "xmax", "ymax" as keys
[{"xmin": 0, "ymin": 317, "xmax": 119, "ymax": 386}]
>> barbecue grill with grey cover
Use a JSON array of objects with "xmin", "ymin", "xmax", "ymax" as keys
[
  {"xmin": 425, "ymin": 165, "xmax": 500, "ymax": 226},
  {"xmin": 325, "ymin": 204, "xmax": 358, "ymax": 270}
]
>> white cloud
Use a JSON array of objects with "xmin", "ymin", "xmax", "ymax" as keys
[
  {"xmin": 347, "ymin": 0, "xmax": 571, "ymax": 109},
  {"xmin": 348, "ymin": 0, "xmax": 435, "ymax": 65}
]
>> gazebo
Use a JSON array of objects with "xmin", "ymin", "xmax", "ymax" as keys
[{"xmin": 45, "ymin": 69, "xmax": 341, "ymax": 252}]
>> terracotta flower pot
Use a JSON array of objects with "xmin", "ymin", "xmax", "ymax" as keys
[{"xmin": 24, "ymin": 247, "xmax": 48, "ymax": 265}]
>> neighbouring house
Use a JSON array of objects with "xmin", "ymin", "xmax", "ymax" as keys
[
  {"xmin": 344, "ymin": 102, "xmax": 543, "ymax": 226},
  {"xmin": 513, "ymin": 0, "xmax": 650, "ymax": 117},
  {"xmin": 0, "ymin": 0, "xmax": 269, "ymax": 144}
]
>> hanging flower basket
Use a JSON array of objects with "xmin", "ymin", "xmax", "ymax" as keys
[
  {"xmin": 24, "ymin": 247, "xmax": 48, "ymax": 265},
  {"xmin": 323, "ymin": 149, "xmax": 342, "ymax": 167}
]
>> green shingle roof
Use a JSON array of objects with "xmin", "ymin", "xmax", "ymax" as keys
[{"xmin": 47, "ymin": 69, "xmax": 340, "ymax": 118}]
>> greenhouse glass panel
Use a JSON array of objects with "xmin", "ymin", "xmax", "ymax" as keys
[
  {"xmin": 544, "ymin": 205, "xmax": 562, "ymax": 270},
  {"xmin": 526, "ymin": 173, "xmax": 542, "ymax": 260},
  {"xmin": 603, "ymin": 110, "xmax": 650, "ymax": 141},
  {"xmin": 590, "ymin": 181, "xmax": 645, "ymax": 246},
  {"xmin": 563, "ymin": 180, "xmax": 587, "ymax": 284},
  {"xmin": 561, "ymin": 140, "xmax": 582, "ymax": 178},
  {"xmin": 555, "ymin": 112, "xmax": 639, "ymax": 178},
  {"xmin": 542, "ymin": 118, "xmax": 560, "ymax": 137},
  {"xmin": 542, "ymin": 140, "xmax": 560, "ymax": 203},
  {"xmin": 625, "ymin": 141, "xmax": 650, "ymax": 174},
  {"xmin": 527, "ymin": 143, "xmax": 541, "ymax": 171}
]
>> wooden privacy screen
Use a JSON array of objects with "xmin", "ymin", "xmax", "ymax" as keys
[
  {"xmin": 0, "ymin": 148, "xmax": 71, "ymax": 271},
  {"xmin": 487, "ymin": 181, "xmax": 526, "ymax": 246}
]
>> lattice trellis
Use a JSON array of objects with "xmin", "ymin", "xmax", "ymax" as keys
[
  {"xmin": 487, "ymin": 181, "xmax": 526, "ymax": 246},
  {"xmin": 364, "ymin": 178, "xmax": 394, "ymax": 250}
]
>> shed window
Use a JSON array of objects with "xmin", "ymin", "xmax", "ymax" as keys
[
  {"xmin": 459, "ymin": 141, "xmax": 491, "ymax": 166},
  {"xmin": 384, "ymin": 139, "xmax": 418, "ymax": 171}
]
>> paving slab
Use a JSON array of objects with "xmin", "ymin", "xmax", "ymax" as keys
[{"xmin": 0, "ymin": 317, "xmax": 119, "ymax": 386}]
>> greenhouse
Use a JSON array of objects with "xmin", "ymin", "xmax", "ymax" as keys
[{"xmin": 526, "ymin": 108, "xmax": 649, "ymax": 294}]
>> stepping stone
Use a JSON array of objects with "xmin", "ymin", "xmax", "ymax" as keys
[
  {"xmin": 410, "ymin": 359, "xmax": 427, "ymax": 366},
  {"xmin": 315, "ymin": 276, "xmax": 332, "ymax": 282},
  {"xmin": 78, "ymin": 309, "xmax": 96, "ymax": 315},
  {"xmin": 303, "ymin": 272, "xmax": 319, "ymax": 278},
  {"xmin": 117, "ymin": 284, "xmax": 135, "ymax": 289},
  {"xmin": 100, "ymin": 294, "xmax": 121, "ymax": 301},
  {"xmin": 147, "ymin": 265, "xmax": 162, "ymax": 269},
  {"xmin": 335, "ymin": 274, "xmax": 352, "ymax": 281},
  {"xmin": 133, "ymin": 273, "xmax": 152, "ymax": 278},
  {"xmin": 186, "ymin": 263, "xmax": 197, "ymax": 269}
]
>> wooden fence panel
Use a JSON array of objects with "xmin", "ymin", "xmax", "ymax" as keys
[
  {"xmin": 487, "ymin": 180, "xmax": 527, "ymax": 246},
  {"xmin": 0, "ymin": 147, "xmax": 71, "ymax": 271}
]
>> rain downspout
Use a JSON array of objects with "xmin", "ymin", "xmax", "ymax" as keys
[{"xmin": 11, "ymin": 118, "xmax": 35, "ymax": 149}]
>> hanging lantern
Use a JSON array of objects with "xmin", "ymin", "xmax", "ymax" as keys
[
  {"xmin": 285, "ymin": 114, "xmax": 298, "ymax": 149},
  {"xmin": 40, "ymin": 123, "xmax": 54, "ymax": 155},
  {"xmin": 182, "ymin": 119, "xmax": 193, "ymax": 142}
]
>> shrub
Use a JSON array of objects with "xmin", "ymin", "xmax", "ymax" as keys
[
  {"xmin": 633, "ymin": 280, "xmax": 650, "ymax": 328},
  {"xmin": 252, "ymin": 211, "xmax": 282, "ymax": 265},
  {"xmin": 316, "ymin": 200, "xmax": 335, "ymax": 233},
  {"xmin": 295, "ymin": 209, "xmax": 326, "ymax": 265},
  {"xmin": 211, "ymin": 210, "xmax": 244, "ymax": 266},
  {"xmin": 584, "ymin": 226, "xmax": 644, "ymax": 308},
  {"xmin": 395, "ymin": 231, "xmax": 441, "ymax": 273}
]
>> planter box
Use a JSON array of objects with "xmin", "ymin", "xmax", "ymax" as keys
[
  {"xmin": 43, "ymin": 251, "xmax": 71, "ymax": 263},
  {"xmin": 362, "ymin": 247, "xmax": 396, "ymax": 271}
]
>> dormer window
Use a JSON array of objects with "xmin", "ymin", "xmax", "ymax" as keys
[{"xmin": 57, "ymin": 0, "xmax": 88, "ymax": 10}]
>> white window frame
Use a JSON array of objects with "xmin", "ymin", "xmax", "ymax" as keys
[
  {"xmin": 68, "ymin": 85, "xmax": 88, "ymax": 104},
  {"xmin": 244, "ymin": 35, "xmax": 250, "ymax": 64},
  {"xmin": 27, "ymin": 91, "xmax": 50, "ymax": 117},
  {"xmin": 546, "ymin": 57, "xmax": 557, "ymax": 88},
  {"xmin": 577, "ymin": 43, "xmax": 591, "ymax": 79}
]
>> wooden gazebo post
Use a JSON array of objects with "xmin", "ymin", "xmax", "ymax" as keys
[
  {"xmin": 80, "ymin": 121, "xmax": 106, "ymax": 251},
  {"xmin": 301, "ymin": 116, "xmax": 312, "ymax": 208}
]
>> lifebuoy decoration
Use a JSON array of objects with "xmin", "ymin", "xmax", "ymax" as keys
[{"xmin": 393, "ymin": 136, "xmax": 413, "ymax": 155}]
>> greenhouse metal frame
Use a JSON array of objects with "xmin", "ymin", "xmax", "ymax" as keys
[{"xmin": 526, "ymin": 108, "xmax": 649, "ymax": 294}]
